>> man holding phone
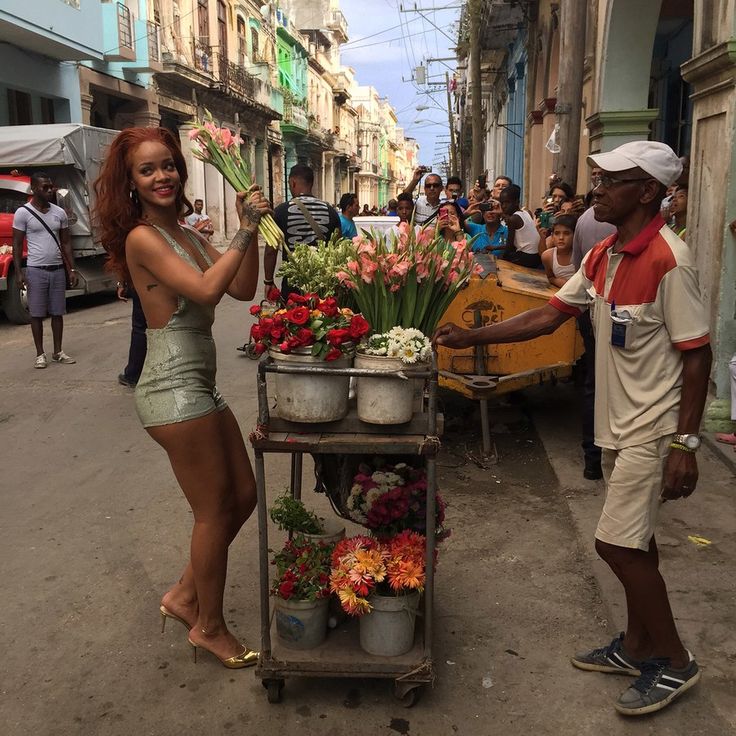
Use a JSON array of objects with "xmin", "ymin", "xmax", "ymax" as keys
[
  {"xmin": 463, "ymin": 198, "xmax": 508, "ymax": 254},
  {"xmin": 403, "ymin": 166, "xmax": 447, "ymax": 225}
]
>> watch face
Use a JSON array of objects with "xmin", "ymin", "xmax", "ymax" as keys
[{"xmin": 684, "ymin": 435, "xmax": 701, "ymax": 449}]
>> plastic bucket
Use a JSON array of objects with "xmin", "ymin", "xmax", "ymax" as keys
[
  {"xmin": 359, "ymin": 591, "xmax": 420, "ymax": 656},
  {"xmin": 275, "ymin": 597, "xmax": 329, "ymax": 650}
]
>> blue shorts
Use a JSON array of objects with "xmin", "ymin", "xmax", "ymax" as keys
[{"xmin": 26, "ymin": 266, "xmax": 66, "ymax": 318}]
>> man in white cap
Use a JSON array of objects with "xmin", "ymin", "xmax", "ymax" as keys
[{"xmin": 433, "ymin": 140, "xmax": 711, "ymax": 716}]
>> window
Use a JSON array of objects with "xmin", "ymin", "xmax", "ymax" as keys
[
  {"xmin": 7, "ymin": 89, "xmax": 32, "ymax": 125},
  {"xmin": 197, "ymin": 0, "xmax": 209, "ymax": 43},
  {"xmin": 217, "ymin": 1, "xmax": 227, "ymax": 59},
  {"xmin": 40, "ymin": 97, "xmax": 55, "ymax": 124},
  {"xmin": 251, "ymin": 27, "xmax": 260, "ymax": 61},
  {"xmin": 237, "ymin": 17, "xmax": 247, "ymax": 67}
]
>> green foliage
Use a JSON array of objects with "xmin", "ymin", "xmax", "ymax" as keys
[{"xmin": 269, "ymin": 493, "xmax": 324, "ymax": 534}]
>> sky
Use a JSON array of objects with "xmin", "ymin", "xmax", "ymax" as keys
[{"xmin": 338, "ymin": 0, "xmax": 462, "ymax": 175}]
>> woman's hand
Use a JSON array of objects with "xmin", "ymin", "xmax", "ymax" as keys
[{"xmin": 236, "ymin": 185, "xmax": 271, "ymax": 233}]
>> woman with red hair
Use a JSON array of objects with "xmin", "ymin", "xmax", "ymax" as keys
[{"xmin": 95, "ymin": 127, "xmax": 269, "ymax": 668}]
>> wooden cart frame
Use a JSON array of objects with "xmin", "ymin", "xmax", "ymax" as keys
[{"xmin": 250, "ymin": 355, "xmax": 441, "ymax": 706}]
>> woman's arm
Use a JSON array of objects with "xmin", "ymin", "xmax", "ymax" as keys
[{"xmin": 128, "ymin": 188, "xmax": 268, "ymax": 306}]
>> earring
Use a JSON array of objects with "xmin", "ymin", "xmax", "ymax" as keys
[{"xmin": 130, "ymin": 189, "xmax": 139, "ymax": 204}]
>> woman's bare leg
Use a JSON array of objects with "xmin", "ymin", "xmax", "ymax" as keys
[
  {"xmin": 160, "ymin": 409, "xmax": 257, "ymax": 628},
  {"xmin": 148, "ymin": 410, "xmax": 244, "ymax": 660}
]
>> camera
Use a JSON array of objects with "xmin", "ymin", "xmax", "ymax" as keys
[
  {"xmin": 418, "ymin": 165, "xmax": 433, "ymax": 173},
  {"xmin": 478, "ymin": 202, "xmax": 492, "ymax": 213}
]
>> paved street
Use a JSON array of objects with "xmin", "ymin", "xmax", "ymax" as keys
[{"xmin": 1, "ymin": 293, "xmax": 734, "ymax": 736}]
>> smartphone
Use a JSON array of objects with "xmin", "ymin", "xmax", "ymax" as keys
[
  {"xmin": 478, "ymin": 202, "xmax": 491, "ymax": 213},
  {"xmin": 539, "ymin": 211, "xmax": 552, "ymax": 229},
  {"xmin": 477, "ymin": 174, "xmax": 487, "ymax": 190}
]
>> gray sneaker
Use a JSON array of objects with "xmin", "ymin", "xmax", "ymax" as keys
[
  {"xmin": 615, "ymin": 653, "xmax": 700, "ymax": 716},
  {"xmin": 571, "ymin": 632, "xmax": 643, "ymax": 675},
  {"xmin": 52, "ymin": 350, "xmax": 76, "ymax": 364}
]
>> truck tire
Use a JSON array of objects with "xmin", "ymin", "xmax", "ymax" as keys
[{"xmin": 3, "ymin": 265, "xmax": 31, "ymax": 324}]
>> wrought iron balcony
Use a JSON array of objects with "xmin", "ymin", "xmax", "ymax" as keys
[{"xmin": 327, "ymin": 9, "xmax": 348, "ymax": 44}]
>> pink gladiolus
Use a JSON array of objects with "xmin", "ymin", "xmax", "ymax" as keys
[
  {"xmin": 359, "ymin": 256, "xmax": 378, "ymax": 284},
  {"xmin": 220, "ymin": 127, "xmax": 234, "ymax": 148},
  {"xmin": 188, "ymin": 128, "xmax": 200, "ymax": 141},
  {"xmin": 347, "ymin": 260, "xmax": 360, "ymax": 274}
]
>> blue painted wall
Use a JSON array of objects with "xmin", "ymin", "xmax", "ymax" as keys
[{"xmin": 504, "ymin": 35, "xmax": 528, "ymax": 199}]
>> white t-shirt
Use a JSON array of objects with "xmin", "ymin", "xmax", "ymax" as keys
[
  {"xmin": 413, "ymin": 193, "xmax": 448, "ymax": 225},
  {"xmin": 185, "ymin": 211, "xmax": 210, "ymax": 227},
  {"xmin": 513, "ymin": 209, "xmax": 539, "ymax": 253},
  {"xmin": 12, "ymin": 202, "xmax": 68, "ymax": 267}
]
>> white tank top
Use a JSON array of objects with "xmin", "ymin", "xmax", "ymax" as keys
[
  {"xmin": 513, "ymin": 209, "xmax": 540, "ymax": 253},
  {"xmin": 552, "ymin": 248, "xmax": 576, "ymax": 279}
]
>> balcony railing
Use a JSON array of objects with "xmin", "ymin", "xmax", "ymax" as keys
[
  {"xmin": 193, "ymin": 40, "xmax": 212, "ymax": 74},
  {"xmin": 118, "ymin": 3, "xmax": 133, "ymax": 51},
  {"xmin": 327, "ymin": 9, "xmax": 348, "ymax": 43},
  {"xmin": 147, "ymin": 21, "xmax": 161, "ymax": 63},
  {"xmin": 213, "ymin": 53, "xmax": 258, "ymax": 101}
]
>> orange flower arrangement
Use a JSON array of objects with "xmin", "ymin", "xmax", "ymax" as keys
[{"xmin": 329, "ymin": 531, "xmax": 427, "ymax": 616}]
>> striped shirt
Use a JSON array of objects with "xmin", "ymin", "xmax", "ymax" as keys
[{"xmin": 273, "ymin": 195, "xmax": 341, "ymax": 251}]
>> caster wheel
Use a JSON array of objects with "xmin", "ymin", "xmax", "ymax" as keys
[
  {"xmin": 263, "ymin": 678, "xmax": 284, "ymax": 703},
  {"xmin": 394, "ymin": 685, "xmax": 421, "ymax": 707},
  {"xmin": 245, "ymin": 343, "xmax": 260, "ymax": 360}
]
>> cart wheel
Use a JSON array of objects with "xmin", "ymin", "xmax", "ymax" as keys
[
  {"xmin": 394, "ymin": 684, "xmax": 421, "ymax": 708},
  {"xmin": 263, "ymin": 678, "xmax": 284, "ymax": 703},
  {"xmin": 245, "ymin": 342, "xmax": 260, "ymax": 360}
]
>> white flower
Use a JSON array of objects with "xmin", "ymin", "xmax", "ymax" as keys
[
  {"xmin": 366, "ymin": 488, "xmax": 383, "ymax": 505},
  {"xmin": 402, "ymin": 347, "xmax": 418, "ymax": 364}
]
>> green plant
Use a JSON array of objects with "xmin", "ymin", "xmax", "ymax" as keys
[{"xmin": 269, "ymin": 494, "xmax": 324, "ymax": 534}]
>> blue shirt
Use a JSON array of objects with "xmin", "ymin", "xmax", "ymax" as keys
[
  {"xmin": 466, "ymin": 221, "xmax": 508, "ymax": 253},
  {"xmin": 339, "ymin": 214, "xmax": 357, "ymax": 239}
]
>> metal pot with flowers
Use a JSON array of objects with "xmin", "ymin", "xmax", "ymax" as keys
[
  {"xmin": 271, "ymin": 535, "xmax": 333, "ymax": 650},
  {"xmin": 329, "ymin": 531, "xmax": 428, "ymax": 656},
  {"xmin": 354, "ymin": 327, "xmax": 433, "ymax": 424},
  {"xmin": 249, "ymin": 289, "xmax": 371, "ymax": 423}
]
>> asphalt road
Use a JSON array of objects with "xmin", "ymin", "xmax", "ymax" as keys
[{"xmin": 1, "ymin": 291, "xmax": 734, "ymax": 736}]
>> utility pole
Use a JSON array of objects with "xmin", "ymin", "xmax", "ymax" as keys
[
  {"xmin": 445, "ymin": 72, "xmax": 457, "ymax": 175},
  {"xmin": 469, "ymin": 0, "xmax": 484, "ymax": 181},
  {"xmin": 555, "ymin": 0, "xmax": 586, "ymax": 191}
]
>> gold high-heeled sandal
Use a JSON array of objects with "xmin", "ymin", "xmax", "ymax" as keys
[
  {"xmin": 188, "ymin": 638, "xmax": 259, "ymax": 669},
  {"xmin": 159, "ymin": 605, "xmax": 190, "ymax": 633}
]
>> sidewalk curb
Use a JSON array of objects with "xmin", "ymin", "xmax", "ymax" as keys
[{"xmin": 702, "ymin": 434, "xmax": 736, "ymax": 475}]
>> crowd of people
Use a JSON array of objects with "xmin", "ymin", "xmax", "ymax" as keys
[{"xmin": 9, "ymin": 124, "xmax": 730, "ymax": 718}]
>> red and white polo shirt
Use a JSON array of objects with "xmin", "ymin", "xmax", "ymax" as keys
[{"xmin": 550, "ymin": 215, "xmax": 710, "ymax": 450}]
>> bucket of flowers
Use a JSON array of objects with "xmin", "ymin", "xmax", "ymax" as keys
[
  {"xmin": 271, "ymin": 535, "xmax": 333, "ymax": 650},
  {"xmin": 249, "ymin": 290, "xmax": 371, "ymax": 423},
  {"xmin": 329, "ymin": 531, "xmax": 427, "ymax": 656},
  {"xmin": 354, "ymin": 327, "xmax": 433, "ymax": 424},
  {"xmin": 345, "ymin": 460, "xmax": 448, "ymax": 541}
]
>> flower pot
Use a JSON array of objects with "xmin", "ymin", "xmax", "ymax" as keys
[
  {"xmin": 359, "ymin": 590, "xmax": 420, "ymax": 656},
  {"xmin": 269, "ymin": 348, "xmax": 352, "ymax": 423},
  {"xmin": 302, "ymin": 517, "xmax": 345, "ymax": 546},
  {"xmin": 354, "ymin": 353, "xmax": 425, "ymax": 425},
  {"xmin": 275, "ymin": 596, "xmax": 329, "ymax": 650}
]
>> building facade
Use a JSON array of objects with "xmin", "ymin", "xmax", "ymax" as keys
[{"xmin": 455, "ymin": 0, "xmax": 736, "ymax": 409}]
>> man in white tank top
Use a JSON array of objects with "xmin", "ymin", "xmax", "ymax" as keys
[{"xmin": 499, "ymin": 185, "xmax": 542, "ymax": 268}]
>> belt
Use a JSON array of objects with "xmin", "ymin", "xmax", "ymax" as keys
[{"xmin": 30, "ymin": 264, "xmax": 65, "ymax": 271}]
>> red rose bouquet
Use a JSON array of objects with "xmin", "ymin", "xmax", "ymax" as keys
[
  {"xmin": 271, "ymin": 535, "xmax": 332, "ymax": 602},
  {"xmin": 249, "ymin": 289, "xmax": 371, "ymax": 361}
]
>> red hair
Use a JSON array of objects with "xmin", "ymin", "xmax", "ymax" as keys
[{"xmin": 93, "ymin": 127, "xmax": 193, "ymax": 280}]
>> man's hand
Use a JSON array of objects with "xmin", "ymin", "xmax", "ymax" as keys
[
  {"xmin": 432, "ymin": 322, "xmax": 473, "ymax": 349},
  {"xmin": 412, "ymin": 167, "xmax": 424, "ymax": 183},
  {"xmin": 116, "ymin": 284, "xmax": 128, "ymax": 301},
  {"xmin": 660, "ymin": 447, "xmax": 699, "ymax": 501},
  {"xmin": 69, "ymin": 270, "xmax": 80, "ymax": 289},
  {"xmin": 17, "ymin": 268, "xmax": 26, "ymax": 290}
]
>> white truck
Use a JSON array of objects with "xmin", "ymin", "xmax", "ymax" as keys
[{"xmin": 0, "ymin": 124, "xmax": 118, "ymax": 323}]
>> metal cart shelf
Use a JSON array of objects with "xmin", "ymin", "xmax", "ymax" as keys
[{"xmin": 250, "ymin": 356, "xmax": 441, "ymax": 706}]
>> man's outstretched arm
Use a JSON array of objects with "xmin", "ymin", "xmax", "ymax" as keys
[{"xmin": 433, "ymin": 303, "xmax": 571, "ymax": 349}]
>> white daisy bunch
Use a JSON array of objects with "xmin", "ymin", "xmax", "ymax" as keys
[{"xmin": 361, "ymin": 326, "xmax": 432, "ymax": 365}]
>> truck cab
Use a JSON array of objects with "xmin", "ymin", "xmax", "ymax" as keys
[{"xmin": 0, "ymin": 173, "xmax": 31, "ymax": 323}]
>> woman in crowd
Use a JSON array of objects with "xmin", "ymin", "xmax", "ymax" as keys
[{"xmin": 94, "ymin": 127, "xmax": 270, "ymax": 669}]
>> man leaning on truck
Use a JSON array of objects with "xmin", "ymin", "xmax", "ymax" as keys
[{"xmin": 12, "ymin": 172, "xmax": 79, "ymax": 368}]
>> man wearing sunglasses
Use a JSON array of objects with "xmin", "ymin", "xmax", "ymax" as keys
[
  {"xmin": 434, "ymin": 140, "xmax": 711, "ymax": 717},
  {"xmin": 403, "ymin": 167, "xmax": 447, "ymax": 225}
]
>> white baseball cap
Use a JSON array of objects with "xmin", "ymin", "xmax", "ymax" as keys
[{"xmin": 587, "ymin": 141, "xmax": 683, "ymax": 187}]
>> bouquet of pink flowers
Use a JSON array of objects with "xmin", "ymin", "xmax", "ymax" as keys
[
  {"xmin": 336, "ymin": 223, "xmax": 482, "ymax": 334},
  {"xmin": 329, "ymin": 531, "xmax": 426, "ymax": 616},
  {"xmin": 249, "ymin": 288, "xmax": 371, "ymax": 360},
  {"xmin": 345, "ymin": 460, "xmax": 447, "ymax": 539},
  {"xmin": 189, "ymin": 112, "xmax": 284, "ymax": 250}
]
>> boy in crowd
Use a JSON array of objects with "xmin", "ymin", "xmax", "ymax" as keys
[
  {"xmin": 338, "ymin": 192, "xmax": 359, "ymax": 239},
  {"xmin": 499, "ymin": 184, "xmax": 542, "ymax": 268},
  {"xmin": 541, "ymin": 214, "xmax": 577, "ymax": 287}
]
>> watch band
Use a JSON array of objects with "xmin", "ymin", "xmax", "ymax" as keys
[{"xmin": 670, "ymin": 442, "xmax": 695, "ymax": 453}]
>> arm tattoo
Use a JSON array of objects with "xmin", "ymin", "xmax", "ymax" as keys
[
  {"xmin": 239, "ymin": 201, "xmax": 261, "ymax": 230},
  {"xmin": 228, "ymin": 228, "xmax": 253, "ymax": 253},
  {"xmin": 146, "ymin": 283, "xmax": 158, "ymax": 291}
]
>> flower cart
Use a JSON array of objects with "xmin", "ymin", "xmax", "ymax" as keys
[{"xmin": 249, "ymin": 354, "xmax": 441, "ymax": 706}]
